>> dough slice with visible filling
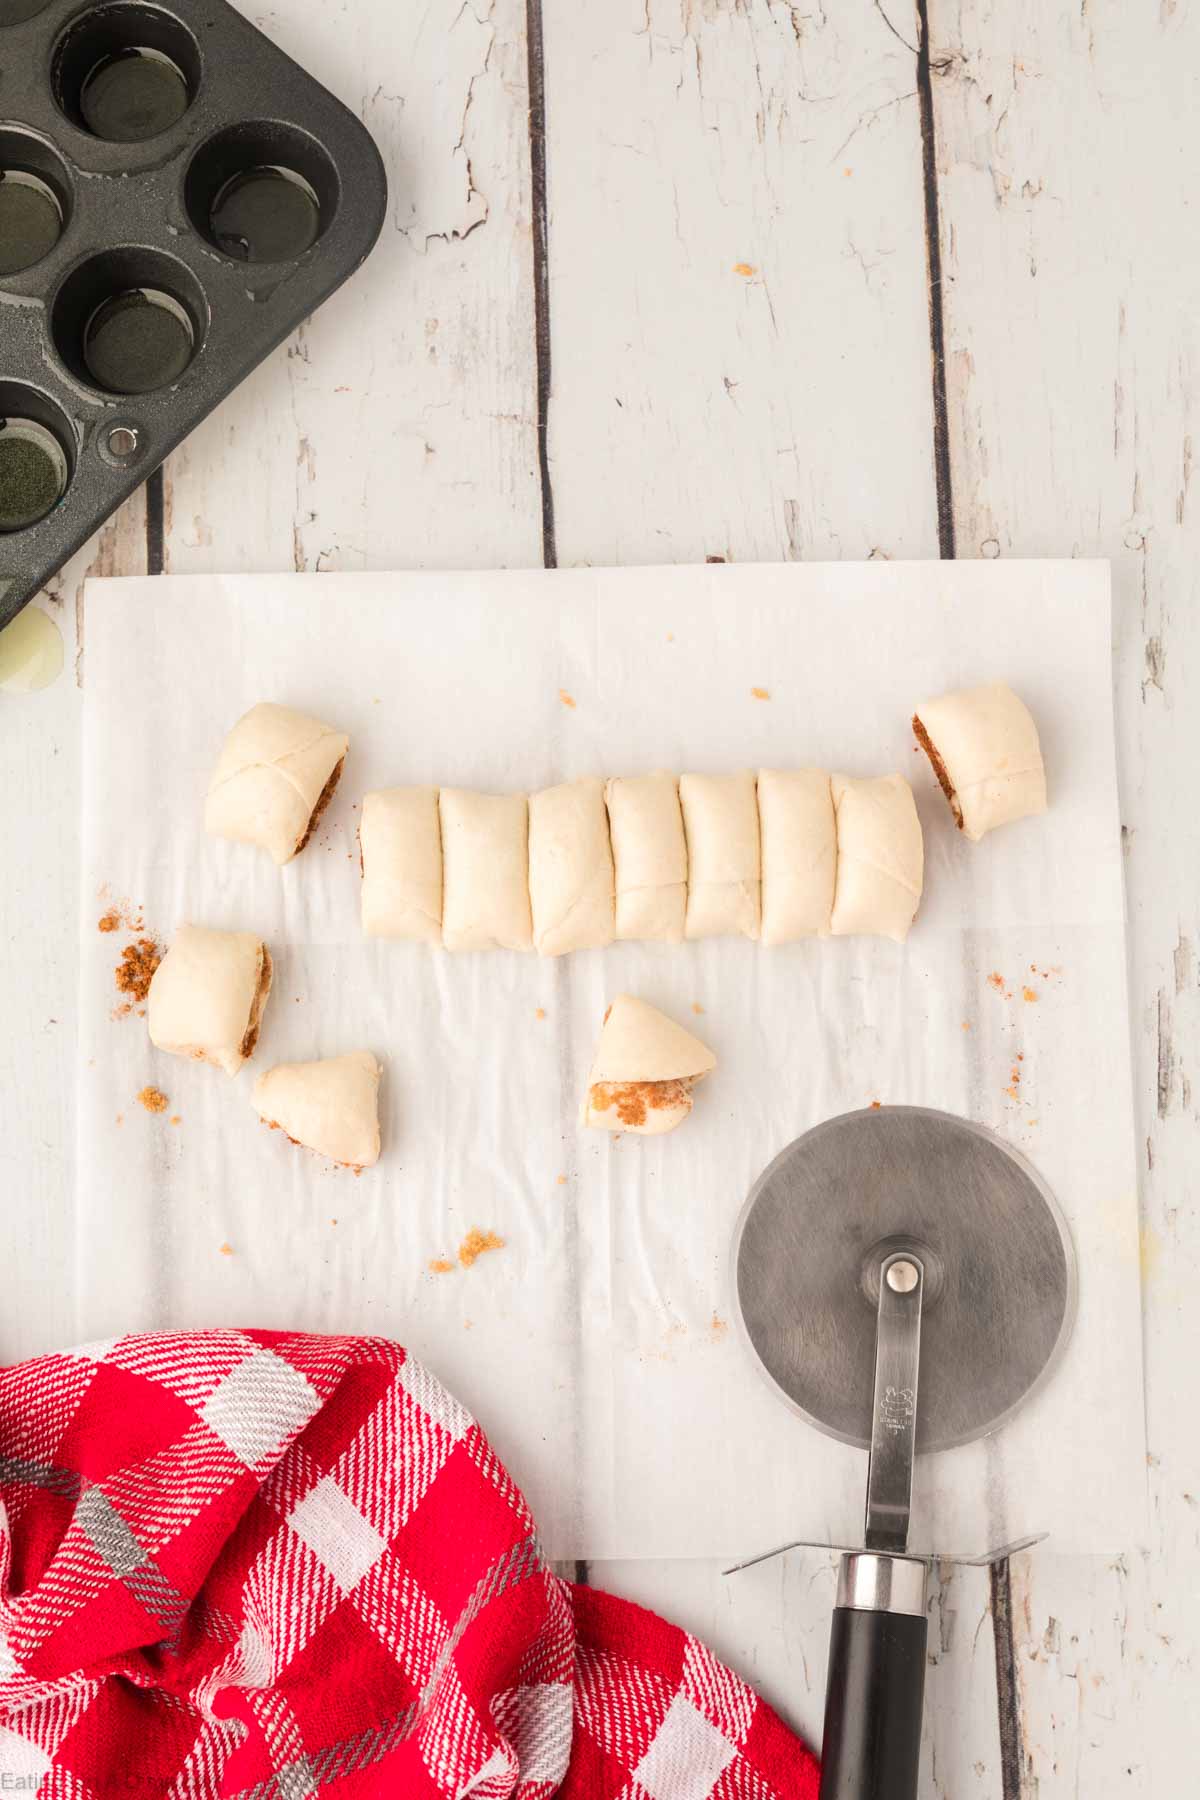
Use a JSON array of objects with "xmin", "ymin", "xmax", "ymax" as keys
[
  {"xmin": 252, "ymin": 1051, "xmax": 381, "ymax": 1169},
  {"xmin": 147, "ymin": 925, "xmax": 273, "ymax": 1076},
  {"xmin": 205, "ymin": 702, "xmax": 349, "ymax": 866},
  {"xmin": 679, "ymin": 771, "xmax": 761, "ymax": 940},
  {"xmin": 830, "ymin": 774, "xmax": 924, "ymax": 943},
  {"xmin": 758, "ymin": 768, "xmax": 836, "ymax": 943},
  {"xmin": 439, "ymin": 789, "xmax": 533, "ymax": 951},
  {"xmin": 528, "ymin": 777, "xmax": 615, "ymax": 956},
  {"xmin": 606, "ymin": 772, "xmax": 688, "ymax": 944},
  {"xmin": 360, "ymin": 787, "xmax": 443, "ymax": 943},
  {"xmin": 913, "ymin": 681, "xmax": 1047, "ymax": 841},
  {"xmin": 584, "ymin": 994, "xmax": 717, "ymax": 1136}
]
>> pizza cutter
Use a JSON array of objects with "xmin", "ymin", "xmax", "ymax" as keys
[{"xmin": 729, "ymin": 1106, "xmax": 1077, "ymax": 1800}]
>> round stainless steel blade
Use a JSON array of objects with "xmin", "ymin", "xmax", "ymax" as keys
[{"xmin": 731, "ymin": 1106, "xmax": 1077, "ymax": 1453}]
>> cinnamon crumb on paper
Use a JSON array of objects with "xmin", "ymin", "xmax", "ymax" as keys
[
  {"xmin": 535, "ymin": 1007, "xmax": 546, "ymax": 1021},
  {"xmin": 1022, "ymin": 986, "xmax": 1039, "ymax": 1003},
  {"xmin": 751, "ymin": 686, "xmax": 770, "ymax": 700},
  {"xmin": 732, "ymin": 262, "xmax": 756, "ymax": 276},
  {"xmin": 558, "ymin": 689, "xmax": 576, "ymax": 709},
  {"xmin": 870, "ymin": 1099, "xmax": 882, "ymax": 1110},
  {"xmin": 691, "ymin": 1002, "xmax": 705, "ymax": 1015},
  {"xmin": 137, "ymin": 1086, "xmax": 168, "ymax": 1114},
  {"xmin": 457, "ymin": 1229, "xmax": 505, "ymax": 1269},
  {"xmin": 169, "ymin": 1115, "xmax": 181, "ymax": 1126},
  {"xmin": 556, "ymin": 1174, "xmax": 567, "ymax": 1186},
  {"xmin": 115, "ymin": 938, "xmax": 161, "ymax": 1004},
  {"xmin": 219, "ymin": 1243, "xmax": 234, "ymax": 1257},
  {"xmin": 98, "ymin": 909, "xmax": 121, "ymax": 933},
  {"xmin": 710, "ymin": 1313, "xmax": 729, "ymax": 1341},
  {"xmin": 429, "ymin": 1258, "xmax": 456, "ymax": 1275}
]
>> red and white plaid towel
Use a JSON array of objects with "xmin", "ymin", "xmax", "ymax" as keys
[{"xmin": 0, "ymin": 1331, "xmax": 818, "ymax": 1798}]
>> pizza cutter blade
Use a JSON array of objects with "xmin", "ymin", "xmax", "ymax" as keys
[{"xmin": 730, "ymin": 1106, "xmax": 1077, "ymax": 1800}]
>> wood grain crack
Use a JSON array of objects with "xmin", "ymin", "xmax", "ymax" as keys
[{"xmin": 525, "ymin": 0, "xmax": 557, "ymax": 569}]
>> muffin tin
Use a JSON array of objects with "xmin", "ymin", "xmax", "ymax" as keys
[{"xmin": 0, "ymin": 0, "xmax": 387, "ymax": 628}]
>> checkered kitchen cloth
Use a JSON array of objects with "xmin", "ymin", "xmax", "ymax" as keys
[{"xmin": 0, "ymin": 1331, "xmax": 818, "ymax": 1798}]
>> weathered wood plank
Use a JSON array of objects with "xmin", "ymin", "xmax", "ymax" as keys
[
  {"xmin": 929, "ymin": 0, "xmax": 1199, "ymax": 1789},
  {"xmin": 541, "ymin": 0, "xmax": 940, "ymax": 566},
  {"xmin": 160, "ymin": 0, "xmax": 542, "ymax": 576}
]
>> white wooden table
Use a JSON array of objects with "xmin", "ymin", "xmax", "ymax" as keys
[{"xmin": 1, "ymin": 1, "xmax": 1194, "ymax": 1791}]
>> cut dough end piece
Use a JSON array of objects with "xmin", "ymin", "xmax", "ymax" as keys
[
  {"xmin": 913, "ymin": 681, "xmax": 1047, "ymax": 842},
  {"xmin": 830, "ymin": 773, "xmax": 924, "ymax": 943},
  {"xmin": 205, "ymin": 702, "xmax": 350, "ymax": 866},
  {"xmin": 147, "ymin": 925, "xmax": 273, "ymax": 1077},
  {"xmin": 584, "ymin": 994, "xmax": 716, "ymax": 1135},
  {"xmin": 585, "ymin": 1078, "xmax": 699, "ymax": 1136},
  {"xmin": 252, "ymin": 1051, "xmax": 381, "ymax": 1169}
]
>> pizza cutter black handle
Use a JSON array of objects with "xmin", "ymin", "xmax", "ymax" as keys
[{"xmin": 818, "ymin": 1555, "xmax": 928, "ymax": 1800}]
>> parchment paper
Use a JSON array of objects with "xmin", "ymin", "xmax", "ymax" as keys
[{"xmin": 76, "ymin": 561, "xmax": 1146, "ymax": 1558}]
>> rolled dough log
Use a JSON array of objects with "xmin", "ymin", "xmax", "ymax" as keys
[
  {"xmin": 147, "ymin": 925, "xmax": 272, "ymax": 1076},
  {"xmin": 605, "ymin": 772, "xmax": 688, "ymax": 944},
  {"xmin": 584, "ymin": 994, "xmax": 717, "ymax": 1135},
  {"xmin": 913, "ymin": 681, "xmax": 1047, "ymax": 841},
  {"xmin": 360, "ymin": 787, "xmax": 443, "ymax": 943},
  {"xmin": 439, "ymin": 789, "xmax": 533, "ymax": 951},
  {"xmin": 830, "ymin": 774, "xmax": 924, "ymax": 943},
  {"xmin": 252, "ymin": 1051, "xmax": 381, "ymax": 1169},
  {"xmin": 205, "ymin": 702, "xmax": 348, "ymax": 866},
  {"xmin": 758, "ymin": 768, "xmax": 836, "ymax": 943},
  {"xmin": 679, "ymin": 771, "xmax": 761, "ymax": 940},
  {"xmin": 528, "ymin": 777, "xmax": 615, "ymax": 956}
]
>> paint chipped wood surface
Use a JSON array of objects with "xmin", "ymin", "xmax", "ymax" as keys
[{"xmin": 0, "ymin": 0, "xmax": 1194, "ymax": 1790}]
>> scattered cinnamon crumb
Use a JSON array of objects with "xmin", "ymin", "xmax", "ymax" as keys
[
  {"xmin": 97, "ymin": 909, "xmax": 121, "ymax": 933},
  {"xmin": 115, "ymin": 1113, "xmax": 123, "ymax": 1127},
  {"xmin": 1003, "ymin": 1085, "xmax": 1020, "ymax": 1101},
  {"xmin": 559, "ymin": 688, "xmax": 576, "ymax": 709},
  {"xmin": 751, "ymin": 686, "xmax": 770, "ymax": 701},
  {"xmin": 115, "ymin": 938, "xmax": 161, "ymax": 1004},
  {"xmin": 535, "ymin": 1007, "xmax": 546, "ymax": 1021},
  {"xmin": 1027, "ymin": 1118, "xmax": 1039, "ymax": 1127},
  {"xmin": 732, "ymin": 262, "xmax": 756, "ymax": 276},
  {"xmin": 987, "ymin": 972, "xmax": 1005, "ymax": 992},
  {"xmin": 709, "ymin": 1313, "xmax": 729, "ymax": 1340},
  {"xmin": 870, "ymin": 1099, "xmax": 882, "ymax": 1110},
  {"xmin": 666, "ymin": 632, "xmax": 675, "ymax": 642},
  {"xmin": 556, "ymin": 1174, "xmax": 567, "ymax": 1186},
  {"xmin": 457, "ymin": 1229, "xmax": 505, "ymax": 1269},
  {"xmin": 691, "ymin": 1002, "xmax": 705, "ymax": 1015},
  {"xmin": 137, "ymin": 1086, "xmax": 168, "ymax": 1114},
  {"xmin": 1010, "ymin": 1067, "xmax": 1022, "ymax": 1084},
  {"xmin": 429, "ymin": 1258, "xmax": 456, "ymax": 1275},
  {"xmin": 218, "ymin": 1243, "xmax": 233, "ymax": 1257},
  {"xmin": 1022, "ymin": 986, "xmax": 1039, "ymax": 1003},
  {"xmin": 961, "ymin": 1020, "xmax": 971, "ymax": 1031},
  {"xmin": 169, "ymin": 1115, "xmax": 181, "ymax": 1126}
]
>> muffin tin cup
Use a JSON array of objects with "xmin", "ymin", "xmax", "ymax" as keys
[{"xmin": 0, "ymin": 0, "xmax": 387, "ymax": 625}]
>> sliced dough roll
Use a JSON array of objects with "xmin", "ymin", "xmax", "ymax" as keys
[
  {"xmin": 148, "ymin": 925, "xmax": 273, "ymax": 1077},
  {"xmin": 758, "ymin": 769, "xmax": 836, "ymax": 944},
  {"xmin": 205, "ymin": 703, "xmax": 349, "ymax": 866},
  {"xmin": 252, "ymin": 1051, "xmax": 381, "ymax": 1169},
  {"xmin": 913, "ymin": 681, "xmax": 1047, "ymax": 841},
  {"xmin": 830, "ymin": 774, "xmax": 924, "ymax": 943},
  {"xmin": 679, "ymin": 771, "xmax": 761, "ymax": 940},
  {"xmin": 439, "ymin": 789, "xmax": 533, "ymax": 951},
  {"xmin": 528, "ymin": 777, "xmax": 615, "ymax": 956},
  {"xmin": 606, "ymin": 772, "xmax": 688, "ymax": 944},
  {"xmin": 583, "ymin": 994, "xmax": 717, "ymax": 1136},
  {"xmin": 360, "ymin": 787, "xmax": 443, "ymax": 943}
]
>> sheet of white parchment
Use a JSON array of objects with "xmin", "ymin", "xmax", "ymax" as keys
[{"xmin": 76, "ymin": 561, "xmax": 1146, "ymax": 1559}]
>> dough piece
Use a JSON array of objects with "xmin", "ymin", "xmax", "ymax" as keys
[
  {"xmin": 439, "ymin": 789, "xmax": 533, "ymax": 951},
  {"xmin": 679, "ymin": 771, "xmax": 761, "ymax": 940},
  {"xmin": 830, "ymin": 774, "xmax": 924, "ymax": 943},
  {"xmin": 606, "ymin": 772, "xmax": 688, "ymax": 944},
  {"xmin": 583, "ymin": 994, "xmax": 717, "ymax": 1136},
  {"xmin": 147, "ymin": 925, "xmax": 273, "ymax": 1077},
  {"xmin": 913, "ymin": 681, "xmax": 1047, "ymax": 842},
  {"xmin": 252, "ymin": 1051, "xmax": 381, "ymax": 1169},
  {"xmin": 360, "ymin": 787, "xmax": 443, "ymax": 943},
  {"xmin": 205, "ymin": 703, "xmax": 349, "ymax": 866},
  {"xmin": 758, "ymin": 769, "xmax": 836, "ymax": 944},
  {"xmin": 528, "ymin": 777, "xmax": 615, "ymax": 956}
]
